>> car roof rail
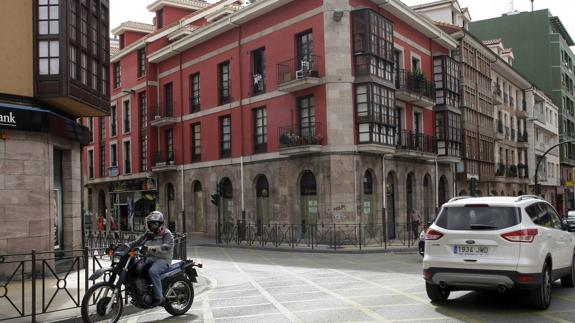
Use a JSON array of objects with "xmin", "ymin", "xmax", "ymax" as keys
[
  {"xmin": 448, "ymin": 196, "xmax": 474, "ymax": 203},
  {"xmin": 515, "ymin": 195, "xmax": 543, "ymax": 202}
]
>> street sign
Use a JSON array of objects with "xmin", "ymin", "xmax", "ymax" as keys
[{"xmin": 565, "ymin": 181, "xmax": 575, "ymax": 188}]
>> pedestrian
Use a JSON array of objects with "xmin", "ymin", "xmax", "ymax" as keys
[
  {"xmin": 97, "ymin": 214, "xmax": 106, "ymax": 232},
  {"xmin": 410, "ymin": 208, "xmax": 421, "ymax": 238}
]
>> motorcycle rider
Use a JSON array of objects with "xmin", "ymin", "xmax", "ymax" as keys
[{"xmin": 128, "ymin": 211, "xmax": 174, "ymax": 306}]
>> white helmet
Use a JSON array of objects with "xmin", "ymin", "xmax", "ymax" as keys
[{"xmin": 146, "ymin": 211, "xmax": 165, "ymax": 233}]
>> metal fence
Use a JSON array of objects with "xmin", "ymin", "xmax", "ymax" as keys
[
  {"xmin": 0, "ymin": 231, "xmax": 186, "ymax": 322},
  {"xmin": 216, "ymin": 221, "xmax": 429, "ymax": 251}
]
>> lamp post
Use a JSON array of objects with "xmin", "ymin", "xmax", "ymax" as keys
[{"xmin": 534, "ymin": 140, "xmax": 575, "ymax": 196}]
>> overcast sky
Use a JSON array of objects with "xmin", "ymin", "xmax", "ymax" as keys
[{"xmin": 111, "ymin": 0, "xmax": 575, "ymax": 45}]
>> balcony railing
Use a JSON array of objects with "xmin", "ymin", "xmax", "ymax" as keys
[
  {"xmin": 506, "ymin": 164, "xmax": 518, "ymax": 178},
  {"xmin": 153, "ymin": 101, "xmax": 174, "ymax": 119},
  {"xmin": 510, "ymin": 96, "xmax": 515, "ymax": 107},
  {"xmin": 518, "ymin": 163, "xmax": 529, "ymax": 178},
  {"xmin": 278, "ymin": 122, "xmax": 323, "ymax": 148},
  {"xmin": 493, "ymin": 84, "xmax": 502, "ymax": 97},
  {"xmin": 277, "ymin": 55, "xmax": 321, "ymax": 85},
  {"xmin": 517, "ymin": 132, "xmax": 528, "ymax": 142},
  {"xmin": 505, "ymin": 126, "xmax": 510, "ymax": 139},
  {"xmin": 395, "ymin": 69, "xmax": 435, "ymax": 100},
  {"xmin": 497, "ymin": 120, "xmax": 504, "ymax": 133},
  {"xmin": 511, "ymin": 128, "xmax": 516, "ymax": 141},
  {"xmin": 495, "ymin": 163, "xmax": 506, "ymax": 176},
  {"xmin": 396, "ymin": 130, "xmax": 437, "ymax": 154},
  {"xmin": 152, "ymin": 149, "xmax": 175, "ymax": 167}
]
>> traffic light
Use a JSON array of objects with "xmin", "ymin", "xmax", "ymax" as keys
[
  {"xmin": 210, "ymin": 193, "xmax": 220, "ymax": 206},
  {"xmin": 469, "ymin": 178, "xmax": 478, "ymax": 196}
]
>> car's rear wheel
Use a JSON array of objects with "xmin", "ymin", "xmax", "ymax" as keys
[
  {"xmin": 530, "ymin": 262, "xmax": 552, "ymax": 310},
  {"xmin": 426, "ymin": 281, "xmax": 450, "ymax": 303},
  {"xmin": 561, "ymin": 253, "xmax": 575, "ymax": 288}
]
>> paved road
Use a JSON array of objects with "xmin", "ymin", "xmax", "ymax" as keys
[{"xmin": 111, "ymin": 246, "xmax": 575, "ymax": 323}]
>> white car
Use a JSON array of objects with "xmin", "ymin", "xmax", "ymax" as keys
[{"xmin": 423, "ymin": 195, "xmax": 575, "ymax": 309}]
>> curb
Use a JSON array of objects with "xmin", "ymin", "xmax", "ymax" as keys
[{"xmin": 191, "ymin": 243, "xmax": 419, "ymax": 254}]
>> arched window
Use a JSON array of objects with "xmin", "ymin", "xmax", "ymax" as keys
[
  {"xmin": 192, "ymin": 181, "xmax": 204, "ymax": 233},
  {"xmin": 255, "ymin": 175, "xmax": 270, "ymax": 234},
  {"xmin": 438, "ymin": 176, "xmax": 448, "ymax": 206},
  {"xmin": 363, "ymin": 170, "xmax": 375, "ymax": 235},
  {"xmin": 386, "ymin": 172, "xmax": 396, "ymax": 240},
  {"xmin": 220, "ymin": 178, "xmax": 233, "ymax": 225},
  {"xmin": 423, "ymin": 174, "xmax": 433, "ymax": 225},
  {"xmin": 300, "ymin": 170, "xmax": 318, "ymax": 234}
]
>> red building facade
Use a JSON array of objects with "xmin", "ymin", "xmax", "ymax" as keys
[{"xmin": 83, "ymin": 0, "xmax": 460, "ymax": 238}]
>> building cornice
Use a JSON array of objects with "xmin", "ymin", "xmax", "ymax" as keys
[
  {"xmin": 148, "ymin": 0, "xmax": 294, "ymax": 63},
  {"xmin": 111, "ymin": 21, "xmax": 155, "ymax": 36},
  {"xmin": 112, "ymin": 0, "xmax": 242, "ymax": 64},
  {"xmin": 372, "ymin": 0, "xmax": 458, "ymax": 50},
  {"xmin": 147, "ymin": 0, "xmax": 210, "ymax": 12}
]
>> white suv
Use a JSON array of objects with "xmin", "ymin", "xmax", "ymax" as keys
[{"xmin": 423, "ymin": 195, "xmax": 575, "ymax": 309}]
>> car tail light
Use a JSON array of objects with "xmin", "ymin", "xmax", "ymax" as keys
[
  {"xmin": 501, "ymin": 228, "xmax": 538, "ymax": 243},
  {"xmin": 516, "ymin": 274, "xmax": 535, "ymax": 283},
  {"xmin": 425, "ymin": 228, "xmax": 443, "ymax": 240},
  {"xmin": 423, "ymin": 270, "xmax": 432, "ymax": 279}
]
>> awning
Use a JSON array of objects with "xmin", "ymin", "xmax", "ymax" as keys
[{"xmin": 0, "ymin": 102, "xmax": 89, "ymax": 144}]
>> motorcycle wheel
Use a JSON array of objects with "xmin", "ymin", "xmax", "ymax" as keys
[
  {"xmin": 81, "ymin": 282, "xmax": 123, "ymax": 323},
  {"xmin": 163, "ymin": 277, "xmax": 194, "ymax": 316}
]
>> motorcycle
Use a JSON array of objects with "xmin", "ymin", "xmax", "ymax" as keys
[{"xmin": 80, "ymin": 243, "xmax": 202, "ymax": 323}]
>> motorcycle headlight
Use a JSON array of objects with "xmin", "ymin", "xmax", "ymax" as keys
[{"xmin": 112, "ymin": 255, "xmax": 121, "ymax": 264}]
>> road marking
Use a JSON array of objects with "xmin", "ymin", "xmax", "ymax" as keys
[
  {"xmin": 220, "ymin": 248, "xmax": 302, "ymax": 323},
  {"xmin": 201, "ymin": 296, "xmax": 215, "ymax": 323},
  {"xmin": 534, "ymin": 312, "xmax": 571, "ymax": 323},
  {"xmin": 252, "ymin": 251, "xmax": 393, "ymax": 323},
  {"xmin": 287, "ymin": 252, "xmax": 483, "ymax": 323}
]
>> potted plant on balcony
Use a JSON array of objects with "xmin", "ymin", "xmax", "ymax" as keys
[{"xmin": 280, "ymin": 132, "xmax": 297, "ymax": 146}]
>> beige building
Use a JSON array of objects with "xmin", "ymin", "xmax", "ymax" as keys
[{"xmin": 0, "ymin": 0, "xmax": 110, "ymax": 254}]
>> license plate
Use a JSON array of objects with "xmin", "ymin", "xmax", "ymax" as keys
[{"xmin": 453, "ymin": 245, "xmax": 489, "ymax": 255}]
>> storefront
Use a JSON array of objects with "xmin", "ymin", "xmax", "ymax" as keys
[{"xmin": 108, "ymin": 178, "xmax": 158, "ymax": 232}]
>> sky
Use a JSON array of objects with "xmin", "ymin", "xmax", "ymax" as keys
[{"xmin": 111, "ymin": 0, "xmax": 575, "ymax": 43}]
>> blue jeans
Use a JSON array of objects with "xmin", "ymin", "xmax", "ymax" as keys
[{"xmin": 145, "ymin": 258, "xmax": 169, "ymax": 300}]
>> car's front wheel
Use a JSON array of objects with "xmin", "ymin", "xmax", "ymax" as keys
[
  {"xmin": 530, "ymin": 262, "xmax": 552, "ymax": 310},
  {"xmin": 426, "ymin": 282, "xmax": 450, "ymax": 303},
  {"xmin": 561, "ymin": 253, "xmax": 575, "ymax": 288}
]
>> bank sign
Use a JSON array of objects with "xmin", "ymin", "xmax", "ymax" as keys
[
  {"xmin": 0, "ymin": 105, "xmax": 89, "ymax": 144},
  {"xmin": 0, "ymin": 112, "xmax": 16, "ymax": 127}
]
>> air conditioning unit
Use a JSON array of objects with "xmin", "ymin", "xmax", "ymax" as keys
[{"xmin": 296, "ymin": 60, "xmax": 310, "ymax": 79}]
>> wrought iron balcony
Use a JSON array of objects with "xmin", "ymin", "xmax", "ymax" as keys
[
  {"xmin": 497, "ymin": 120, "xmax": 504, "ymax": 133},
  {"xmin": 152, "ymin": 149, "xmax": 177, "ymax": 172},
  {"xmin": 518, "ymin": 163, "xmax": 529, "ymax": 178},
  {"xmin": 395, "ymin": 69, "xmax": 435, "ymax": 105},
  {"xmin": 396, "ymin": 130, "xmax": 437, "ymax": 155},
  {"xmin": 278, "ymin": 122, "xmax": 323, "ymax": 155},
  {"xmin": 151, "ymin": 101, "xmax": 179, "ymax": 127},
  {"xmin": 277, "ymin": 55, "xmax": 322, "ymax": 93},
  {"xmin": 493, "ymin": 84, "xmax": 503, "ymax": 104},
  {"xmin": 495, "ymin": 163, "xmax": 507, "ymax": 177},
  {"xmin": 506, "ymin": 164, "xmax": 518, "ymax": 178},
  {"xmin": 517, "ymin": 131, "xmax": 528, "ymax": 143}
]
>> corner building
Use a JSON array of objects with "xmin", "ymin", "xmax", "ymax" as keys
[
  {"xmin": 0, "ymin": 0, "xmax": 110, "ymax": 254},
  {"xmin": 83, "ymin": 0, "xmax": 461, "ymax": 240}
]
